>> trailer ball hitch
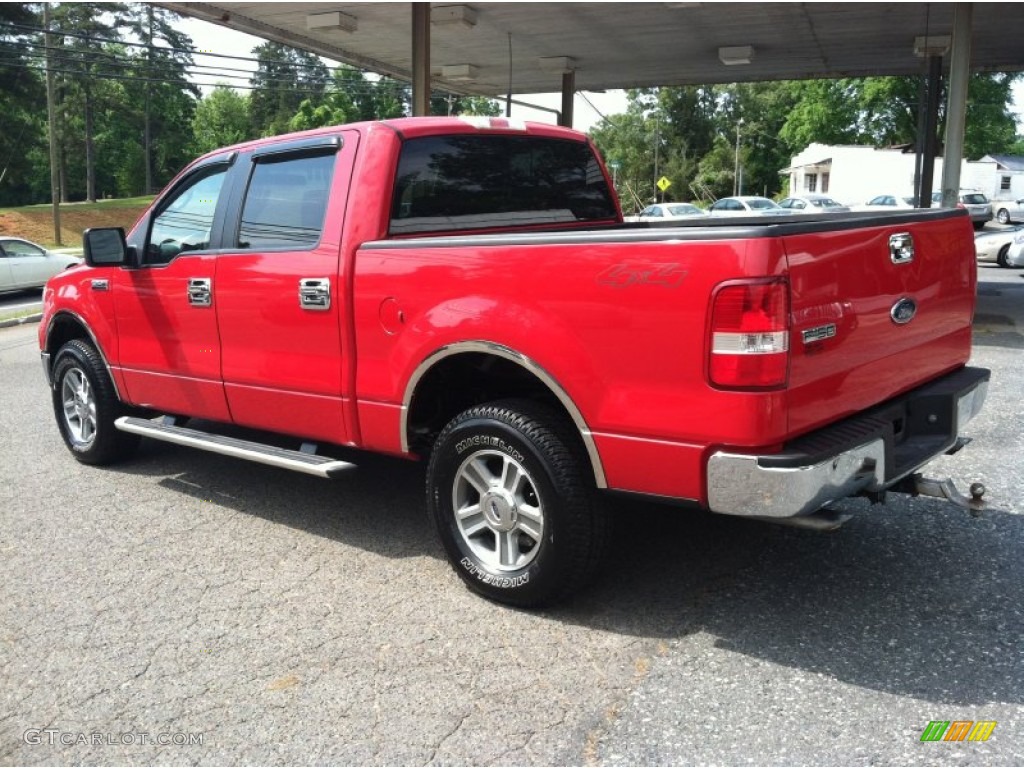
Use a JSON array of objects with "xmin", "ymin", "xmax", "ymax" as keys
[{"xmin": 896, "ymin": 474, "xmax": 991, "ymax": 517}]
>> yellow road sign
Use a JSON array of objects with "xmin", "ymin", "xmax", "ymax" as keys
[{"xmin": 657, "ymin": 176, "xmax": 672, "ymax": 192}]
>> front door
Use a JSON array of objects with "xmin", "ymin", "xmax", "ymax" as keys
[{"xmin": 112, "ymin": 159, "xmax": 233, "ymax": 421}]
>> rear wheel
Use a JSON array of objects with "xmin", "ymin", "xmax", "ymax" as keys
[
  {"xmin": 51, "ymin": 339, "xmax": 139, "ymax": 465},
  {"xmin": 426, "ymin": 399, "xmax": 610, "ymax": 607},
  {"xmin": 996, "ymin": 208, "xmax": 1011, "ymax": 225},
  {"xmin": 997, "ymin": 244, "xmax": 1011, "ymax": 268}
]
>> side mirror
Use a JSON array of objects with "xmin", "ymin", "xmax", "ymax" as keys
[{"xmin": 83, "ymin": 227, "xmax": 128, "ymax": 267}]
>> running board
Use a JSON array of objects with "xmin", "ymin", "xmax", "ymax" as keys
[{"xmin": 115, "ymin": 416, "xmax": 355, "ymax": 479}]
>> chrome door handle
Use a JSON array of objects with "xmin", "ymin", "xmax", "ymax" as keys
[
  {"xmin": 299, "ymin": 278, "xmax": 331, "ymax": 311},
  {"xmin": 187, "ymin": 277, "xmax": 212, "ymax": 307}
]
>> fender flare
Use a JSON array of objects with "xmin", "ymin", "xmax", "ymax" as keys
[{"xmin": 400, "ymin": 340, "xmax": 608, "ymax": 488}]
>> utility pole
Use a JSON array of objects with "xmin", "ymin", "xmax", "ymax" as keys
[
  {"xmin": 144, "ymin": 3, "xmax": 154, "ymax": 195},
  {"xmin": 653, "ymin": 115, "xmax": 660, "ymax": 203},
  {"xmin": 733, "ymin": 118, "xmax": 744, "ymax": 197},
  {"xmin": 43, "ymin": 3, "xmax": 62, "ymax": 245}
]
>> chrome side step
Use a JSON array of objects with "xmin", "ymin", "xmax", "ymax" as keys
[{"xmin": 115, "ymin": 416, "xmax": 355, "ymax": 479}]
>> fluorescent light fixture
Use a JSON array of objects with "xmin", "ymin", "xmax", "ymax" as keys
[
  {"xmin": 432, "ymin": 5, "xmax": 478, "ymax": 27},
  {"xmin": 719, "ymin": 45, "xmax": 754, "ymax": 66},
  {"xmin": 306, "ymin": 11, "xmax": 357, "ymax": 33},
  {"xmin": 913, "ymin": 35, "xmax": 951, "ymax": 57},
  {"xmin": 441, "ymin": 64, "xmax": 479, "ymax": 81},
  {"xmin": 538, "ymin": 56, "xmax": 576, "ymax": 73}
]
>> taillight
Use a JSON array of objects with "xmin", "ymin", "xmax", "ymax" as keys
[{"xmin": 709, "ymin": 279, "xmax": 790, "ymax": 389}]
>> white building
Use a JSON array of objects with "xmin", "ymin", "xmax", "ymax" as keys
[
  {"xmin": 979, "ymin": 155, "xmax": 1024, "ymax": 202},
  {"xmin": 785, "ymin": 143, "xmax": 1024, "ymax": 205}
]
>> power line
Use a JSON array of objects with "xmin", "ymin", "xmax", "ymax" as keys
[{"xmin": 0, "ymin": 21, "xmax": 339, "ymax": 74}]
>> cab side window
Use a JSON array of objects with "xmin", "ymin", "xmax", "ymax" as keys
[
  {"xmin": 147, "ymin": 167, "xmax": 228, "ymax": 265},
  {"xmin": 236, "ymin": 154, "xmax": 334, "ymax": 250}
]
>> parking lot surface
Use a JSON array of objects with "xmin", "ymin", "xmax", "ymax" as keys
[{"xmin": 1, "ymin": 267, "xmax": 1022, "ymax": 766}]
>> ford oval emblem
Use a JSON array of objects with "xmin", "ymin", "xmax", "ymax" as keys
[{"xmin": 890, "ymin": 297, "xmax": 917, "ymax": 324}]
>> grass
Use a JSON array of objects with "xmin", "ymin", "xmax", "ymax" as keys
[
  {"xmin": 0, "ymin": 196, "xmax": 154, "ymax": 249},
  {"xmin": 0, "ymin": 306, "xmax": 43, "ymax": 324}
]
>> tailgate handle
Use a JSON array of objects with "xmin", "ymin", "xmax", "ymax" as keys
[{"xmin": 889, "ymin": 232, "xmax": 914, "ymax": 264}]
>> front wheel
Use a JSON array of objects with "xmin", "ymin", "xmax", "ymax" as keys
[
  {"xmin": 426, "ymin": 399, "xmax": 610, "ymax": 607},
  {"xmin": 51, "ymin": 339, "xmax": 139, "ymax": 465},
  {"xmin": 997, "ymin": 244, "xmax": 1011, "ymax": 268},
  {"xmin": 996, "ymin": 208, "xmax": 1011, "ymax": 225}
]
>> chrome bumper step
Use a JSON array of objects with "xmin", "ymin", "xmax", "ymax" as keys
[{"xmin": 115, "ymin": 416, "xmax": 355, "ymax": 478}]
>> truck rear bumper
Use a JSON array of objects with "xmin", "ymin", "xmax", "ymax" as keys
[{"xmin": 706, "ymin": 366, "xmax": 989, "ymax": 518}]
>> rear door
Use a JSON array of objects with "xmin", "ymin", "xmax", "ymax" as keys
[
  {"xmin": 782, "ymin": 212, "xmax": 976, "ymax": 437},
  {"xmin": 214, "ymin": 132, "xmax": 357, "ymax": 445}
]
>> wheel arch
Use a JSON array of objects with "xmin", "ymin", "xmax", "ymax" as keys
[
  {"xmin": 44, "ymin": 311, "xmax": 122, "ymax": 400},
  {"xmin": 401, "ymin": 342, "xmax": 607, "ymax": 488}
]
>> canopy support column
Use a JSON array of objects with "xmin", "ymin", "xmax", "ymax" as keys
[
  {"xmin": 940, "ymin": 2, "xmax": 973, "ymax": 207},
  {"xmin": 559, "ymin": 70, "xmax": 575, "ymax": 128},
  {"xmin": 412, "ymin": 3, "xmax": 430, "ymax": 117}
]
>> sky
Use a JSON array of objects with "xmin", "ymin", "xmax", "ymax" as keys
[
  {"xmin": 176, "ymin": 15, "xmax": 1023, "ymax": 138},
  {"xmin": 176, "ymin": 15, "xmax": 628, "ymax": 133}
]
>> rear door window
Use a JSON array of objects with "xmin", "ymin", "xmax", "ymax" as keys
[
  {"xmin": 237, "ymin": 153, "xmax": 334, "ymax": 250},
  {"xmin": 390, "ymin": 134, "xmax": 616, "ymax": 235}
]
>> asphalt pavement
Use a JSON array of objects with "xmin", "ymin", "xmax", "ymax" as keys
[{"xmin": 0, "ymin": 266, "xmax": 1021, "ymax": 766}]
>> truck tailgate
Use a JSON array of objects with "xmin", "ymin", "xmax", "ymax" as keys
[{"xmin": 782, "ymin": 212, "xmax": 976, "ymax": 438}]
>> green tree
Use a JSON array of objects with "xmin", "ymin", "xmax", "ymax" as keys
[
  {"xmin": 0, "ymin": 3, "xmax": 47, "ymax": 206},
  {"xmin": 123, "ymin": 3, "xmax": 198, "ymax": 192},
  {"xmin": 193, "ymin": 85, "xmax": 251, "ymax": 155},
  {"xmin": 249, "ymin": 41, "xmax": 329, "ymax": 137},
  {"xmin": 50, "ymin": 2, "xmax": 130, "ymax": 201}
]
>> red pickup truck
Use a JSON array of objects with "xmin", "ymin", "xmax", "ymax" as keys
[{"xmin": 39, "ymin": 117, "xmax": 990, "ymax": 606}]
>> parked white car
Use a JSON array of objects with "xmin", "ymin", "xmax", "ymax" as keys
[
  {"xmin": 993, "ymin": 198, "xmax": 1024, "ymax": 225},
  {"xmin": 778, "ymin": 194, "xmax": 850, "ymax": 213},
  {"xmin": 708, "ymin": 196, "xmax": 788, "ymax": 216},
  {"xmin": 1004, "ymin": 230, "xmax": 1024, "ymax": 268},
  {"xmin": 636, "ymin": 203, "xmax": 707, "ymax": 220},
  {"xmin": 974, "ymin": 225, "xmax": 1024, "ymax": 268},
  {"xmin": 0, "ymin": 238, "xmax": 81, "ymax": 292}
]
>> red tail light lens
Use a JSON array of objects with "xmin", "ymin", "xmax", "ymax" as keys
[{"xmin": 709, "ymin": 279, "xmax": 790, "ymax": 389}]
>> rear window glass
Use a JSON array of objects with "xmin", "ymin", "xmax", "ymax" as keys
[
  {"xmin": 747, "ymin": 199, "xmax": 777, "ymax": 210},
  {"xmin": 961, "ymin": 193, "xmax": 988, "ymax": 204},
  {"xmin": 390, "ymin": 135, "xmax": 616, "ymax": 235}
]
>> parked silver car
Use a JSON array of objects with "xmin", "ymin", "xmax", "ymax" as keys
[
  {"xmin": 993, "ymin": 198, "xmax": 1024, "ymax": 225},
  {"xmin": 932, "ymin": 190, "xmax": 992, "ymax": 230},
  {"xmin": 0, "ymin": 238, "xmax": 81, "ymax": 292},
  {"xmin": 975, "ymin": 225, "xmax": 1024, "ymax": 267},
  {"xmin": 778, "ymin": 194, "xmax": 850, "ymax": 213}
]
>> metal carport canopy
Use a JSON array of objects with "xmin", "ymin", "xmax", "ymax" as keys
[
  {"xmin": 159, "ymin": 2, "xmax": 1023, "ymax": 95},
  {"xmin": 158, "ymin": 2, "xmax": 1023, "ymax": 200}
]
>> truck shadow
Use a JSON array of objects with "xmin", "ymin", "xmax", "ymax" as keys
[
  {"xmin": 565, "ymin": 495, "xmax": 1024, "ymax": 706},
  {"xmin": 974, "ymin": 276, "xmax": 1024, "ymax": 349},
  {"xmin": 113, "ymin": 440, "xmax": 1023, "ymax": 707}
]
